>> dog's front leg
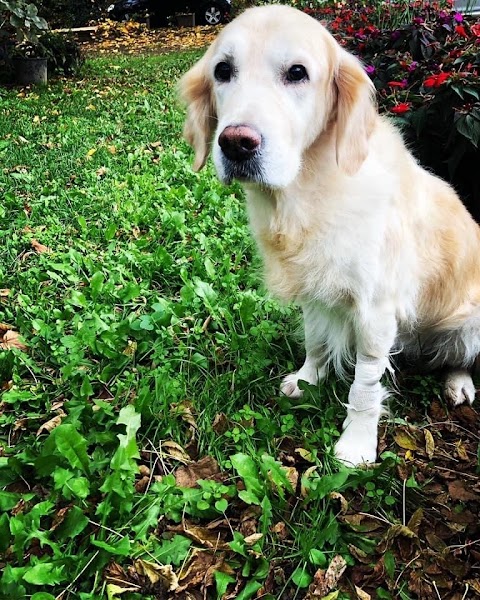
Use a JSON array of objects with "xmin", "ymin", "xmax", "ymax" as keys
[
  {"xmin": 335, "ymin": 309, "xmax": 396, "ymax": 466},
  {"xmin": 280, "ymin": 303, "xmax": 329, "ymax": 398}
]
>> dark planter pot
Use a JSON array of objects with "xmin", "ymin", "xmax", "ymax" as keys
[
  {"xmin": 13, "ymin": 56, "xmax": 48, "ymax": 85},
  {"xmin": 177, "ymin": 13, "xmax": 195, "ymax": 27}
]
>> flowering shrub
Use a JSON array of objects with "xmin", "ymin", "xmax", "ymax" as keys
[{"xmin": 302, "ymin": 1, "xmax": 480, "ymax": 219}]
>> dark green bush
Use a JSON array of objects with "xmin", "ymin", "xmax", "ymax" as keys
[{"xmin": 39, "ymin": 32, "xmax": 84, "ymax": 77}]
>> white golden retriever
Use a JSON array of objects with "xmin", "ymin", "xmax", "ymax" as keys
[{"xmin": 179, "ymin": 5, "xmax": 480, "ymax": 465}]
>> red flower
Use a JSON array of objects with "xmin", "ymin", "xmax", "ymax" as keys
[
  {"xmin": 472, "ymin": 23, "xmax": 480, "ymax": 37},
  {"xmin": 455, "ymin": 25, "xmax": 468, "ymax": 38},
  {"xmin": 390, "ymin": 103, "xmax": 411, "ymax": 114},
  {"xmin": 388, "ymin": 81, "xmax": 406, "ymax": 88},
  {"xmin": 423, "ymin": 72, "xmax": 450, "ymax": 88}
]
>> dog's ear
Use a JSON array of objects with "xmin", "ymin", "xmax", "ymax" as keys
[
  {"xmin": 179, "ymin": 54, "xmax": 216, "ymax": 172},
  {"xmin": 334, "ymin": 51, "xmax": 376, "ymax": 176}
]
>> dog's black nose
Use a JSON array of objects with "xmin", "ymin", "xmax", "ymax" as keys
[{"xmin": 218, "ymin": 125, "xmax": 261, "ymax": 161}]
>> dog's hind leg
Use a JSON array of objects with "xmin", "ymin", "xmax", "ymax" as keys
[{"xmin": 444, "ymin": 368, "xmax": 476, "ymax": 406}]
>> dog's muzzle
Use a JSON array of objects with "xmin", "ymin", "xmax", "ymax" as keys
[{"xmin": 217, "ymin": 124, "xmax": 265, "ymax": 183}]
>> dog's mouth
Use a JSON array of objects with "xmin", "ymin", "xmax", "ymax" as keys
[
  {"xmin": 221, "ymin": 155, "xmax": 266, "ymax": 185},
  {"xmin": 217, "ymin": 124, "xmax": 267, "ymax": 185}
]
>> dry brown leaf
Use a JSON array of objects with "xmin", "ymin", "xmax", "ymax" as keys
[
  {"xmin": 424, "ymin": 429, "xmax": 435, "ymax": 459},
  {"xmin": 324, "ymin": 555, "xmax": 347, "ymax": 590},
  {"xmin": 271, "ymin": 521, "xmax": 288, "ymax": 540},
  {"xmin": 448, "ymin": 479, "xmax": 480, "ymax": 502},
  {"xmin": 284, "ymin": 466, "xmax": 299, "ymax": 490},
  {"xmin": 329, "ymin": 491, "xmax": 349, "ymax": 513},
  {"xmin": 36, "ymin": 412, "xmax": 66, "ymax": 437},
  {"xmin": 243, "ymin": 533, "xmax": 263, "ymax": 546},
  {"xmin": 134, "ymin": 560, "xmax": 178, "ymax": 591},
  {"xmin": 407, "ymin": 507, "xmax": 424, "ymax": 535},
  {"xmin": 175, "ymin": 455, "xmax": 221, "ymax": 488},
  {"xmin": 31, "ymin": 239, "xmax": 52, "ymax": 254},
  {"xmin": 160, "ymin": 440, "xmax": 190, "ymax": 464},
  {"xmin": 0, "ymin": 330, "xmax": 27, "ymax": 351},
  {"xmin": 169, "ymin": 520, "xmax": 228, "ymax": 550},
  {"xmin": 177, "ymin": 549, "xmax": 231, "ymax": 593},
  {"xmin": 212, "ymin": 412, "xmax": 229, "ymax": 434},
  {"xmin": 0, "ymin": 322, "xmax": 12, "ymax": 332},
  {"xmin": 171, "ymin": 400, "xmax": 197, "ymax": 429},
  {"xmin": 0, "ymin": 289, "xmax": 10, "ymax": 298}
]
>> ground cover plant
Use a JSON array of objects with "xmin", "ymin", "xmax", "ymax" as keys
[{"xmin": 0, "ymin": 35, "xmax": 479, "ymax": 600}]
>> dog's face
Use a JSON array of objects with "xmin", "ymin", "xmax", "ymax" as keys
[{"xmin": 180, "ymin": 5, "xmax": 376, "ymax": 188}]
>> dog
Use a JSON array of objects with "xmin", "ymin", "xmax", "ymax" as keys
[{"xmin": 179, "ymin": 4, "xmax": 480, "ymax": 465}]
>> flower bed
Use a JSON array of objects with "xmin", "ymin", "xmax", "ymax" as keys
[{"xmin": 302, "ymin": 1, "xmax": 480, "ymax": 220}]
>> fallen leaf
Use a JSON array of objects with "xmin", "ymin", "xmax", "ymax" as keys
[
  {"xmin": 31, "ymin": 239, "xmax": 52, "ymax": 254},
  {"xmin": 324, "ymin": 555, "xmax": 347, "ymax": 590},
  {"xmin": 0, "ymin": 289, "xmax": 10, "ymax": 297},
  {"xmin": 295, "ymin": 447, "xmax": 315, "ymax": 462},
  {"xmin": 160, "ymin": 440, "xmax": 190, "ymax": 464},
  {"xmin": 134, "ymin": 560, "xmax": 178, "ymax": 591},
  {"xmin": 0, "ymin": 330, "xmax": 27, "ymax": 351},
  {"xmin": 407, "ymin": 507, "xmax": 423, "ymax": 535},
  {"xmin": 355, "ymin": 586, "xmax": 371, "ymax": 600},
  {"xmin": 212, "ymin": 412, "xmax": 229, "ymax": 434},
  {"xmin": 330, "ymin": 491, "xmax": 349, "ymax": 513},
  {"xmin": 36, "ymin": 412, "xmax": 66, "ymax": 437},
  {"xmin": 454, "ymin": 440, "xmax": 469, "ymax": 461},
  {"xmin": 394, "ymin": 428, "xmax": 419, "ymax": 451},
  {"xmin": 271, "ymin": 521, "xmax": 288, "ymax": 540},
  {"xmin": 448, "ymin": 479, "xmax": 480, "ymax": 502},
  {"xmin": 175, "ymin": 455, "xmax": 221, "ymax": 488},
  {"xmin": 424, "ymin": 429, "xmax": 435, "ymax": 458},
  {"xmin": 243, "ymin": 533, "xmax": 263, "ymax": 545},
  {"xmin": 169, "ymin": 521, "xmax": 228, "ymax": 549},
  {"xmin": 177, "ymin": 549, "xmax": 231, "ymax": 593}
]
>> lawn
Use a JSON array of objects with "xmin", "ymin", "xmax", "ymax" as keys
[{"xmin": 0, "ymin": 52, "xmax": 479, "ymax": 600}]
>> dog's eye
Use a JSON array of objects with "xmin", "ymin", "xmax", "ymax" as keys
[
  {"xmin": 286, "ymin": 64, "xmax": 308, "ymax": 83},
  {"xmin": 214, "ymin": 61, "xmax": 233, "ymax": 82}
]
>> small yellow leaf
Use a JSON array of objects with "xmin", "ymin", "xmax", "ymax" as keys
[
  {"xmin": 424, "ymin": 429, "xmax": 435, "ymax": 459},
  {"xmin": 86, "ymin": 104, "xmax": 96, "ymax": 110},
  {"xmin": 355, "ymin": 585, "xmax": 371, "ymax": 600},
  {"xmin": 86, "ymin": 148, "xmax": 97, "ymax": 158},
  {"xmin": 394, "ymin": 429, "xmax": 418, "ymax": 451}
]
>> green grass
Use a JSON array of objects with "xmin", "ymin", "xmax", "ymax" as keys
[{"xmin": 0, "ymin": 53, "xmax": 444, "ymax": 600}]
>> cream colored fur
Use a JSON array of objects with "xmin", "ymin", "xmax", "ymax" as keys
[{"xmin": 179, "ymin": 5, "xmax": 480, "ymax": 465}]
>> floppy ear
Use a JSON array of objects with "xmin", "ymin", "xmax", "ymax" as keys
[
  {"xmin": 179, "ymin": 55, "xmax": 216, "ymax": 172},
  {"xmin": 334, "ymin": 51, "xmax": 377, "ymax": 176}
]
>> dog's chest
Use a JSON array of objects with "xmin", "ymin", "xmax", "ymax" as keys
[
  {"xmin": 252, "ymin": 217, "xmax": 369, "ymax": 307},
  {"xmin": 246, "ymin": 189, "xmax": 380, "ymax": 306}
]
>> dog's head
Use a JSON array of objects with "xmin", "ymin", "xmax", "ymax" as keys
[{"xmin": 179, "ymin": 5, "xmax": 376, "ymax": 188}]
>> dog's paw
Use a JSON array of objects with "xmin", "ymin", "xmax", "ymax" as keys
[
  {"xmin": 444, "ymin": 369, "xmax": 476, "ymax": 406},
  {"xmin": 334, "ymin": 410, "xmax": 379, "ymax": 466},
  {"xmin": 280, "ymin": 374, "xmax": 304, "ymax": 398},
  {"xmin": 280, "ymin": 365, "xmax": 319, "ymax": 398}
]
